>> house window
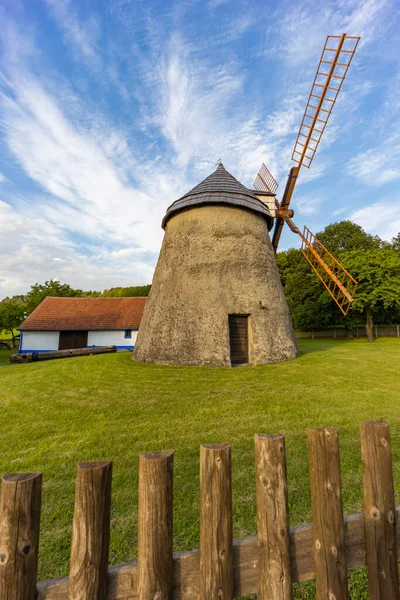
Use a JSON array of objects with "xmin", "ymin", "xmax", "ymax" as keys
[{"xmin": 124, "ymin": 329, "xmax": 132, "ymax": 339}]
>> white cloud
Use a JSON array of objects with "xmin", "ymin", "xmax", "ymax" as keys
[
  {"xmin": 295, "ymin": 196, "xmax": 322, "ymax": 215},
  {"xmin": 208, "ymin": 0, "xmax": 230, "ymax": 8},
  {"xmin": 0, "ymin": 199, "xmax": 155, "ymax": 297},
  {"xmin": 0, "ymin": 68, "xmax": 167, "ymax": 248},
  {"xmin": 349, "ymin": 200, "xmax": 400, "ymax": 241},
  {"xmin": 332, "ymin": 206, "xmax": 349, "ymax": 217},
  {"xmin": 45, "ymin": 0, "xmax": 102, "ymax": 71},
  {"xmin": 342, "ymin": 0, "xmax": 390, "ymax": 41},
  {"xmin": 0, "ymin": 27, "xmax": 175, "ymax": 296},
  {"xmin": 268, "ymin": 0, "xmax": 392, "ymax": 67},
  {"xmin": 346, "ymin": 136, "xmax": 400, "ymax": 187}
]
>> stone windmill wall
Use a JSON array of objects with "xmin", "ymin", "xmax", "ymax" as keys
[{"xmin": 133, "ymin": 164, "xmax": 298, "ymax": 366}]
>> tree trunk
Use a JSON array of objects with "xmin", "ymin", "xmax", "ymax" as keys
[
  {"xmin": 366, "ymin": 308, "xmax": 374, "ymax": 343},
  {"xmin": 346, "ymin": 327, "xmax": 354, "ymax": 339}
]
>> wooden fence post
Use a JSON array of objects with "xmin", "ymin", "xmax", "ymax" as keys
[
  {"xmin": 200, "ymin": 443, "xmax": 232, "ymax": 600},
  {"xmin": 137, "ymin": 450, "xmax": 174, "ymax": 600},
  {"xmin": 360, "ymin": 421, "xmax": 399, "ymax": 599},
  {"xmin": 69, "ymin": 461, "xmax": 112, "ymax": 600},
  {"xmin": 308, "ymin": 428, "xmax": 348, "ymax": 599},
  {"xmin": 0, "ymin": 473, "xmax": 42, "ymax": 600},
  {"xmin": 254, "ymin": 434, "xmax": 292, "ymax": 599}
]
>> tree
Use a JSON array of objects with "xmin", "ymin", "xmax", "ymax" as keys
[
  {"xmin": 277, "ymin": 220, "xmax": 400, "ymax": 340},
  {"xmin": 390, "ymin": 233, "xmax": 400, "ymax": 252},
  {"xmin": 317, "ymin": 221, "xmax": 381, "ymax": 253},
  {"xmin": 341, "ymin": 247, "xmax": 400, "ymax": 342},
  {"xmin": 0, "ymin": 301, "xmax": 26, "ymax": 343},
  {"xmin": 276, "ymin": 248, "xmax": 336, "ymax": 329},
  {"xmin": 25, "ymin": 280, "xmax": 82, "ymax": 315},
  {"xmin": 102, "ymin": 285, "xmax": 152, "ymax": 297}
]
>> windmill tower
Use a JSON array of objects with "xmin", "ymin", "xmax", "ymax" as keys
[
  {"xmin": 133, "ymin": 33, "xmax": 360, "ymax": 367},
  {"xmin": 133, "ymin": 165, "xmax": 298, "ymax": 366}
]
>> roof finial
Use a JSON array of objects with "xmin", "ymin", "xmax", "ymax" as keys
[{"xmin": 215, "ymin": 159, "xmax": 222, "ymax": 166}]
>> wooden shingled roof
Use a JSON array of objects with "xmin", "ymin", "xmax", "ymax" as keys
[
  {"xmin": 162, "ymin": 163, "xmax": 273, "ymax": 230},
  {"xmin": 19, "ymin": 297, "xmax": 147, "ymax": 331}
]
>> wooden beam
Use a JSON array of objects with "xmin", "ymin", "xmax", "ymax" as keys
[
  {"xmin": 254, "ymin": 434, "xmax": 292, "ymax": 599},
  {"xmin": 360, "ymin": 421, "xmax": 400, "ymax": 599},
  {"xmin": 137, "ymin": 451, "xmax": 174, "ymax": 600},
  {"xmin": 10, "ymin": 346, "xmax": 117, "ymax": 363},
  {"xmin": 0, "ymin": 473, "xmax": 42, "ymax": 600},
  {"xmin": 308, "ymin": 428, "xmax": 348, "ymax": 599},
  {"xmin": 272, "ymin": 167, "xmax": 299, "ymax": 252},
  {"xmin": 69, "ymin": 461, "xmax": 112, "ymax": 600},
  {"xmin": 200, "ymin": 444, "xmax": 232, "ymax": 600}
]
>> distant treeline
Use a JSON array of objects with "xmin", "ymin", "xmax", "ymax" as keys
[{"xmin": 100, "ymin": 285, "xmax": 152, "ymax": 297}]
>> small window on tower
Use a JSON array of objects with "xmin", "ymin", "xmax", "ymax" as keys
[{"xmin": 124, "ymin": 329, "xmax": 132, "ymax": 339}]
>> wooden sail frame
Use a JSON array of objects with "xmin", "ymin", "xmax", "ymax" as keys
[
  {"xmin": 286, "ymin": 217, "xmax": 358, "ymax": 316},
  {"xmin": 292, "ymin": 34, "xmax": 360, "ymax": 169},
  {"xmin": 271, "ymin": 33, "xmax": 360, "ymax": 253},
  {"xmin": 254, "ymin": 163, "xmax": 279, "ymax": 194},
  {"xmin": 255, "ymin": 33, "xmax": 361, "ymax": 314}
]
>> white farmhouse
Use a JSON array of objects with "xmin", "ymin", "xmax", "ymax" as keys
[{"xmin": 19, "ymin": 296, "xmax": 147, "ymax": 353}]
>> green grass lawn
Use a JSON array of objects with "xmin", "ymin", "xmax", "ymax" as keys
[{"xmin": 1, "ymin": 339, "xmax": 400, "ymax": 598}]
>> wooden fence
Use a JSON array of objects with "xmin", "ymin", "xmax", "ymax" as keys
[
  {"xmin": 296, "ymin": 325, "xmax": 400, "ymax": 339},
  {"xmin": 1, "ymin": 420, "xmax": 399, "ymax": 599}
]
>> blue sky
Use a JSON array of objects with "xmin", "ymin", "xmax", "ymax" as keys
[{"xmin": 0, "ymin": 0, "xmax": 399, "ymax": 297}]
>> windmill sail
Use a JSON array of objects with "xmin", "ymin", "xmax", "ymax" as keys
[
  {"xmin": 271, "ymin": 33, "xmax": 360, "ymax": 253},
  {"xmin": 254, "ymin": 34, "xmax": 360, "ymax": 314},
  {"xmin": 286, "ymin": 218, "xmax": 358, "ymax": 316},
  {"xmin": 292, "ymin": 35, "xmax": 360, "ymax": 169},
  {"xmin": 254, "ymin": 163, "xmax": 279, "ymax": 194}
]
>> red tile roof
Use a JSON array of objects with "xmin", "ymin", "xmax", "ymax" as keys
[{"xmin": 20, "ymin": 297, "xmax": 147, "ymax": 331}]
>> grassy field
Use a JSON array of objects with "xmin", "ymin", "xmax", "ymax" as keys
[{"xmin": 1, "ymin": 339, "xmax": 400, "ymax": 598}]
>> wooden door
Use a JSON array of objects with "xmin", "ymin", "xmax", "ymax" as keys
[
  {"xmin": 228, "ymin": 315, "xmax": 249, "ymax": 365},
  {"xmin": 59, "ymin": 331, "xmax": 88, "ymax": 350}
]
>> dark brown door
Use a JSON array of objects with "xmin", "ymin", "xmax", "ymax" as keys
[
  {"xmin": 229, "ymin": 315, "xmax": 249, "ymax": 365},
  {"xmin": 58, "ymin": 331, "xmax": 88, "ymax": 350}
]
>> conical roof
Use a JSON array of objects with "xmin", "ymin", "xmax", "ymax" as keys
[{"xmin": 162, "ymin": 164, "xmax": 273, "ymax": 230}]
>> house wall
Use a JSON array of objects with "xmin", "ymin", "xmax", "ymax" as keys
[
  {"xmin": 20, "ymin": 329, "xmax": 138, "ymax": 353},
  {"xmin": 20, "ymin": 331, "xmax": 59, "ymax": 352},
  {"xmin": 87, "ymin": 330, "xmax": 138, "ymax": 349}
]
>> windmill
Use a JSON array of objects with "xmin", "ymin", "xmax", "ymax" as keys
[{"xmin": 254, "ymin": 33, "xmax": 360, "ymax": 316}]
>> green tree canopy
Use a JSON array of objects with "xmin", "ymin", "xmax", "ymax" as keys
[
  {"xmin": 277, "ymin": 220, "xmax": 400, "ymax": 340},
  {"xmin": 25, "ymin": 280, "xmax": 82, "ymax": 314},
  {"xmin": 276, "ymin": 247, "xmax": 340, "ymax": 330},
  {"xmin": 316, "ymin": 221, "xmax": 381, "ymax": 253},
  {"xmin": 390, "ymin": 232, "xmax": 400, "ymax": 252},
  {"xmin": 341, "ymin": 247, "xmax": 400, "ymax": 341},
  {"xmin": 0, "ymin": 301, "xmax": 26, "ymax": 337}
]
